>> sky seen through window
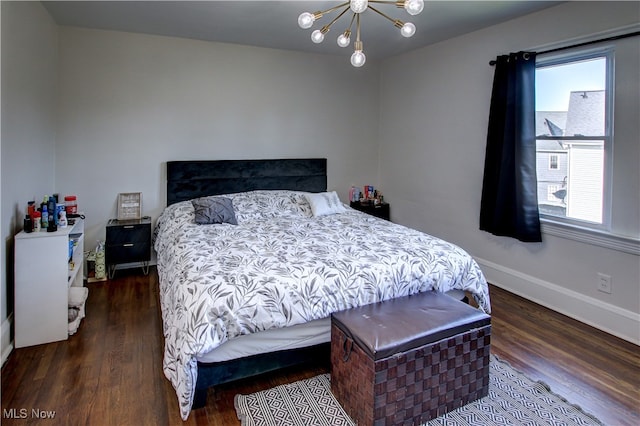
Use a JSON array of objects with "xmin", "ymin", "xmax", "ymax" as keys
[{"xmin": 536, "ymin": 58, "xmax": 606, "ymax": 111}]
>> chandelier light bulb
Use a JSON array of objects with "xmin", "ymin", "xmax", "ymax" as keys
[
  {"xmin": 311, "ymin": 30, "xmax": 325, "ymax": 43},
  {"xmin": 350, "ymin": 0, "xmax": 368, "ymax": 14},
  {"xmin": 337, "ymin": 33, "xmax": 351, "ymax": 48},
  {"xmin": 298, "ymin": 12, "xmax": 315, "ymax": 29},
  {"xmin": 404, "ymin": 0, "xmax": 424, "ymax": 16},
  {"xmin": 400, "ymin": 22, "xmax": 416, "ymax": 38},
  {"xmin": 351, "ymin": 50, "xmax": 366, "ymax": 67}
]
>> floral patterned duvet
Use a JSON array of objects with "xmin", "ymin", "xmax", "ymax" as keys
[{"xmin": 154, "ymin": 190, "xmax": 490, "ymax": 419}]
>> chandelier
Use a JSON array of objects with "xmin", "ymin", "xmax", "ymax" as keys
[{"xmin": 297, "ymin": 0, "xmax": 425, "ymax": 67}]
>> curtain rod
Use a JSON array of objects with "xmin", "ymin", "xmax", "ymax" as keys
[{"xmin": 489, "ymin": 31, "xmax": 640, "ymax": 65}]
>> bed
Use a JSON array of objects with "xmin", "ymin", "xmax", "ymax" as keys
[{"xmin": 155, "ymin": 158, "xmax": 491, "ymax": 420}]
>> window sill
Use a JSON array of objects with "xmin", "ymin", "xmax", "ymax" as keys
[{"xmin": 541, "ymin": 220, "xmax": 640, "ymax": 255}]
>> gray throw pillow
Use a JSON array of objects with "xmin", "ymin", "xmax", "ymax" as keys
[{"xmin": 192, "ymin": 196, "xmax": 238, "ymax": 225}]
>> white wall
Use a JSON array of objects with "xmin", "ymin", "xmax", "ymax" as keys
[
  {"xmin": 379, "ymin": 1, "xmax": 640, "ymax": 343},
  {"xmin": 54, "ymin": 27, "xmax": 380, "ymax": 257},
  {"xmin": 1, "ymin": 1, "xmax": 59, "ymax": 362}
]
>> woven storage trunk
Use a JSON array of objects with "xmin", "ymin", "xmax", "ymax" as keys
[{"xmin": 331, "ymin": 291, "xmax": 491, "ymax": 426}]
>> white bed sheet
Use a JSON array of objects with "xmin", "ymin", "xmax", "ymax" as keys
[{"xmin": 196, "ymin": 317, "xmax": 331, "ymax": 363}]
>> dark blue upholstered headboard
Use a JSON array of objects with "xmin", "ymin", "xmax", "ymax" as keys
[{"xmin": 166, "ymin": 158, "xmax": 327, "ymax": 205}]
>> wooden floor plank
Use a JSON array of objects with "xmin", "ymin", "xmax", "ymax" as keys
[{"xmin": 2, "ymin": 268, "xmax": 638, "ymax": 425}]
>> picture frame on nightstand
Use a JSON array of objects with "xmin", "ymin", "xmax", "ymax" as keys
[{"xmin": 117, "ymin": 192, "xmax": 142, "ymax": 220}]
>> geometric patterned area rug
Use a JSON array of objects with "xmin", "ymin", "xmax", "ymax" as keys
[{"xmin": 235, "ymin": 355, "xmax": 604, "ymax": 426}]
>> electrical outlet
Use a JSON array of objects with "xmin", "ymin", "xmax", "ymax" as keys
[{"xmin": 597, "ymin": 273, "xmax": 612, "ymax": 294}]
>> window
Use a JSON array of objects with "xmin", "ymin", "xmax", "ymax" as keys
[
  {"xmin": 547, "ymin": 184, "xmax": 561, "ymax": 202},
  {"xmin": 535, "ymin": 48, "xmax": 613, "ymax": 230}
]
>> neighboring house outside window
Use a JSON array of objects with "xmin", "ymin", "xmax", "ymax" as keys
[
  {"xmin": 535, "ymin": 49, "xmax": 611, "ymax": 229},
  {"xmin": 535, "ymin": 113, "xmax": 568, "ymax": 216}
]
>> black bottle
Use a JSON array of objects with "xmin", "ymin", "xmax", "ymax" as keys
[
  {"xmin": 47, "ymin": 196, "xmax": 57, "ymax": 232},
  {"xmin": 23, "ymin": 215, "xmax": 33, "ymax": 233}
]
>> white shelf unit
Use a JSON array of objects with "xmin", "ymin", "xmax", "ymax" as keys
[{"xmin": 14, "ymin": 218, "xmax": 85, "ymax": 348}]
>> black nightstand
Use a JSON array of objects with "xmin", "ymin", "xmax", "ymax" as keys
[
  {"xmin": 106, "ymin": 217, "xmax": 151, "ymax": 279},
  {"xmin": 350, "ymin": 201, "xmax": 390, "ymax": 221}
]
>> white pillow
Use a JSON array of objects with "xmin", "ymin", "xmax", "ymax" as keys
[{"xmin": 305, "ymin": 191, "xmax": 347, "ymax": 217}]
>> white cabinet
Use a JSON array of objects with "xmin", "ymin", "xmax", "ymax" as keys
[{"xmin": 14, "ymin": 218, "xmax": 85, "ymax": 348}]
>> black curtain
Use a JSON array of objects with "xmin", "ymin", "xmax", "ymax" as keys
[{"xmin": 480, "ymin": 51, "xmax": 542, "ymax": 242}]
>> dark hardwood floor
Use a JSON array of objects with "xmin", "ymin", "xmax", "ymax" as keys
[{"xmin": 2, "ymin": 268, "xmax": 638, "ymax": 425}]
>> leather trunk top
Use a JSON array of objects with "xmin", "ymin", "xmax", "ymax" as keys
[{"xmin": 331, "ymin": 291, "xmax": 490, "ymax": 360}]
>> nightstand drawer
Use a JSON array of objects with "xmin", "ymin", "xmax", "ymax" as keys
[
  {"xmin": 106, "ymin": 242, "xmax": 150, "ymax": 265},
  {"xmin": 106, "ymin": 223, "xmax": 150, "ymax": 244}
]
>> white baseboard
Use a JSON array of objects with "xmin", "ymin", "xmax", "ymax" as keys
[
  {"xmin": 1, "ymin": 314, "xmax": 14, "ymax": 366},
  {"xmin": 476, "ymin": 257, "xmax": 640, "ymax": 346}
]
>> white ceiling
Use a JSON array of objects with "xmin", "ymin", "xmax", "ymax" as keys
[{"xmin": 42, "ymin": 1, "xmax": 563, "ymax": 60}]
